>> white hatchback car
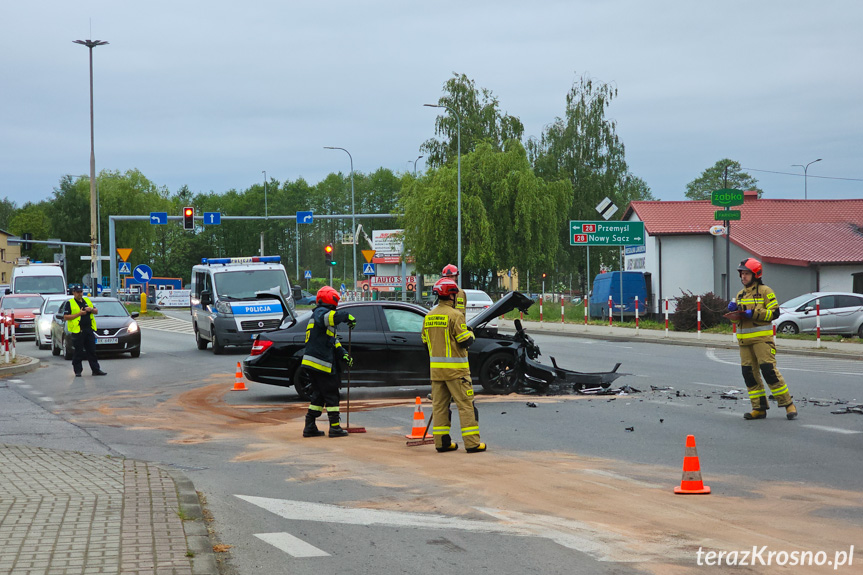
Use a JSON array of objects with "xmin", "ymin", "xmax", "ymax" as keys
[
  {"xmin": 773, "ymin": 292, "xmax": 863, "ymax": 338},
  {"xmin": 463, "ymin": 289, "xmax": 498, "ymax": 334},
  {"xmin": 35, "ymin": 294, "xmax": 71, "ymax": 350}
]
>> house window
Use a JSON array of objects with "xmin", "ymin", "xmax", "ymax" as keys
[{"xmin": 1, "ymin": 272, "xmax": 5, "ymax": 282}]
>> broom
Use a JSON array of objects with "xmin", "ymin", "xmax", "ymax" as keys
[{"xmin": 344, "ymin": 326, "xmax": 366, "ymax": 433}]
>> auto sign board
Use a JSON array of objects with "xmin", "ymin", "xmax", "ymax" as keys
[{"xmin": 570, "ymin": 221, "xmax": 645, "ymax": 246}]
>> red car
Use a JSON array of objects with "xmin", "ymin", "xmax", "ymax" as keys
[{"xmin": 0, "ymin": 294, "xmax": 45, "ymax": 340}]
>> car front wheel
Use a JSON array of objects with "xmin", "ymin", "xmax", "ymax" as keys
[
  {"xmin": 479, "ymin": 351, "xmax": 519, "ymax": 394},
  {"xmin": 51, "ymin": 337, "xmax": 61, "ymax": 356},
  {"xmin": 195, "ymin": 323, "xmax": 208, "ymax": 350},
  {"xmin": 777, "ymin": 321, "xmax": 799, "ymax": 335},
  {"xmin": 63, "ymin": 337, "xmax": 73, "ymax": 360},
  {"xmin": 211, "ymin": 328, "xmax": 224, "ymax": 355}
]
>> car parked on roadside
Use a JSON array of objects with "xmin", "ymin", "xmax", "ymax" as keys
[
  {"xmin": 34, "ymin": 294, "xmax": 70, "ymax": 350},
  {"xmin": 0, "ymin": 294, "xmax": 44, "ymax": 340},
  {"xmin": 463, "ymin": 289, "xmax": 498, "ymax": 334},
  {"xmin": 243, "ymin": 292, "xmax": 536, "ymax": 400},
  {"xmin": 296, "ymin": 290, "xmax": 316, "ymax": 305},
  {"xmin": 773, "ymin": 292, "xmax": 863, "ymax": 337},
  {"xmin": 51, "ymin": 297, "xmax": 142, "ymax": 359}
]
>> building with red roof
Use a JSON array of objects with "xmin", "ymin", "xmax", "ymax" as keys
[{"xmin": 621, "ymin": 191, "xmax": 863, "ymax": 313}]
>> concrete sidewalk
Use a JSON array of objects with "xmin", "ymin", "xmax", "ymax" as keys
[
  {"xmin": 0, "ymin": 373, "xmax": 217, "ymax": 575},
  {"xmin": 502, "ymin": 318, "xmax": 863, "ymax": 360}
]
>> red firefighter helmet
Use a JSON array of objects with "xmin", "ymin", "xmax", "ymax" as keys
[
  {"xmin": 441, "ymin": 264, "xmax": 459, "ymax": 278},
  {"xmin": 316, "ymin": 285, "xmax": 341, "ymax": 306},
  {"xmin": 433, "ymin": 278, "xmax": 460, "ymax": 298},
  {"xmin": 737, "ymin": 258, "xmax": 762, "ymax": 279}
]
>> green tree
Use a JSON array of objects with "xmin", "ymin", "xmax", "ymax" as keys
[
  {"xmin": 421, "ymin": 73, "xmax": 524, "ymax": 169},
  {"xmin": 530, "ymin": 74, "xmax": 654, "ymax": 289},
  {"xmin": 9, "ymin": 202, "xmax": 52, "ymax": 263},
  {"xmin": 0, "ymin": 198, "xmax": 18, "ymax": 231},
  {"xmin": 685, "ymin": 159, "xmax": 761, "ymax": 200},
  {"xmin": 401, "ymin": 141, "xmax": 571, "ymax": 290}
]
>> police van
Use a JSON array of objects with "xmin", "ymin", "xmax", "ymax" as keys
[{"xmin": 190, "ymin": 256, "xmax": 296, "ymax": 354}]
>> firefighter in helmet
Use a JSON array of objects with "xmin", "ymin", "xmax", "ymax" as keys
[
  {"xmin": 727, "ymin": 258, "xmax": 797, "ymax": 420},
  {"xmin": 441, "ymin": 264, "xmax": 466, "ymax": 317},
  {"xmin": 421, "ymin": 278, "xmax": 486, "ymax": 453},
  {"xmin": 300, "ymin": 286, "xmax": 357, "ymax": 437}
]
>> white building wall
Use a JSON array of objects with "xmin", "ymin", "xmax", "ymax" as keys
[
  {"xmin": 820, "ymin": 265, "xmax": 863, "ymax": 292},
  {"xmin": 658, "ymin": 236, "xmax": 714, "ymax": 313}
]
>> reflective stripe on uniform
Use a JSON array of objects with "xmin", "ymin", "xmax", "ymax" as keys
[
  {"xmin": 455, "ymin": 329, "xmax": 472, "ymax": 343},
  {"xmin": 325, "ymin": 310, "xmax": 337, "ymax": 327},
  {"xmin": 771, "ymin": 384, "xmax": 789, "ymax": 396},
  {"xmin": 309, "ymin": 404, "xmax": 323, "ymax": 411},
  {"xmin": 326, "ymin": 406, "xmax": 340, "ymax": 412},
  {"xmin": 748, "ymin": 388, "xmax": 767, "ymax": 398},
  {"xmin": 430, "ymin": 360, "xmax": 469, "ymax": 369},
  {"xmin": 461, "ymin": 425, "xmax": 479, "ymax": 436},
  {"xmin": 432, "ymin": 425, "xmax": 450, "ymax": 436},
  {"xmin": 302, "ymin": 356, "xmax": 333, "ymax": 373}
]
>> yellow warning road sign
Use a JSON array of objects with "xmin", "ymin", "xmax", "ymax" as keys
[{"xmin": 117, "ymin": 248, "xmax": 132, "ymax": 262}]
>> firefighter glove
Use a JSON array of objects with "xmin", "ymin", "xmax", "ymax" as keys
[
  {"xmin": 743, "ymin": 309, "xmax": 753, "ymax": 319},
  {"xmin": 346, "ymin": 314, "xmax": 357, "ymax": 330},
  {"xmin": 727, "ymin": 301, "xmax": 738, "ymax": 312},
  {"xmin": 342, "ymin": 352, "xmax": 353, "ymax": 367}
]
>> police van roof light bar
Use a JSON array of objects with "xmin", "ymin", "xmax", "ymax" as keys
[{"xmin": 201, "ymin": 256, "xmax": 282, "ymax": 265}]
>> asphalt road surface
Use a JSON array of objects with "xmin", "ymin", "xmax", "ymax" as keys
[{"xmin": 4, "ymin": 314, "xmax": 862, "ymax": 574}]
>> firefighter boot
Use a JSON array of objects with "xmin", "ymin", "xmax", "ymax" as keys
[
  {"xmin": 435, "ymin": 434, "xmax": 458, "ymax": 453},
  {"xmin": 302, "ymin": 410, "xmax": 325, "ymax": 437},
  {"xmin": 743, "ymin": 410, "xmax": 767, "ymax": 420},
  {"xmin": 785, "ymin": 403, "xmax": 798, "ymax": 420},
  {"xmin": 466, "ymin": 443, "xmax": 487, "ymax": 453},
  {"xmin": 327, "ymin": 412, "xmax": 348, "ymax": 437}
]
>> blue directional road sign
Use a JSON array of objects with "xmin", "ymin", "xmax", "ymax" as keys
[
  {"xmin": 203, "ymin": 212, "xmax": 221, "ymax": 225},
  {"xmin": 149, "ymin": 212, "xmax": 168, "ymax": 225},
  {"xmin": 304, "ymin": 270, "xmax": 312, "ymax": 279},
  {"xmin": 297, "ymin": 211, "xmax": 314, "ymax": 224},
  {"xmin": 133, "ymin": 264, "xmax": 153, "ymax": 283},
  {"xmin": 119, "ymin": 262, "xmax": 132, "ymax": 275},
  {"xmin": 340, "ymin": 283, "xmax": 346, "ymax": 294},
  {"xmin": 362, "ymin": 263, "xmax": 376, "ymax": 276}
]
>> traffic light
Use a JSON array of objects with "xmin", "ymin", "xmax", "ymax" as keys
[
  {"xmin": 22, "ymin": 233, "xmax": 32, "ymax": 251},
  {"xmin": 542, "ymin": 273, "xmax": 547, "ymax": 279},
  {"xmin": 183, "ymin": 207, "xmax": 194, "ymax": 230},
  {"xmin": 325, "ymin": 244, "xmax": 335, "ymax": 266}
]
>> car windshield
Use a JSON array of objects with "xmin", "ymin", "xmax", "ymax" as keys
[
  {"xmin": 94, "ymin": 301, "xmax": 130, "ymax": 317},
  {"xmin": 14, "ymin": 276, "xmax": 66, "ymax": 294},
  {"xmin": 213, "ymin": 270, "xmax": 290, "ymax": 300},
  {"xmin": 465, "ymin": 291, "xmax": 493, "ymax": 304},
  {"xmin": 1, "ymin": 296, "xmax": 43, "ymax": 309},
  {"xmin": 780, "ymin": 294, "xmax": 818, "ymax": 309}
]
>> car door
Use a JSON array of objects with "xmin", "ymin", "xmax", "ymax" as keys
[
  {"xmin": 332, "ymin": 304, "xmax": 389, "ymax": 386},
  {"xmin": 380, "ymin": 305, "xmax": 430, "ymax": 384},
  {"xmin": 831, "ymin": 295, "xmax": 863, "ymax": 334},
  {"xmin": 796, "ymin": 295, "xmax": 835, "ymax": 333}
]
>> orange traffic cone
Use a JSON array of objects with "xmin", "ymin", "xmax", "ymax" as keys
[
  {"xmin": 405, "ymin": 396, "xmax": 431, "ymax": 439},
  {"xmin": 674, "ymin": 435, "xmax": 710, "ymax": 494},
  {"xmin": 232, "ymin": 362, "xmax": 248, "ymax": 391}
]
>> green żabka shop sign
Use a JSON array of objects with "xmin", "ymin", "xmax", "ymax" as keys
[{"xmin": 711, "ymin": 189, "xmax": 744, "ymax": 207}]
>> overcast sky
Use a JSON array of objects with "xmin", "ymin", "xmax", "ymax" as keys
[{"xmin": 2, "ymin": 1, "xmax": 861, "ymax": 209}]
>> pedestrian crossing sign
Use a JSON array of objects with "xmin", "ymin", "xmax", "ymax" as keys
[
  {"xmin": 362, "ymin": 263, "xmax": 376, "ymax": 276},
  {"xmin": 119, "ymin": 261, "xmax": 132, "ymax": 275}
]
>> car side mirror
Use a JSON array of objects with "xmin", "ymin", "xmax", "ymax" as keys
[
  {"xmin": 130, "ymin": 312, "xmax": 139, "ymax": 318},
  {"xmin": 33, "ymin": 310, "xmax": 41, "ymax": 315},
  {"xmin": 200, "ymin": 290, "xmax": 212, "ymax": 306},
  {"xmin": 4, "ymin": 289, "xmax": 9, "ymax": 295},
  {"xmin": 803, "ymin": 306, "xmax": 814, "ymax": 313},
  {"xmin": 55, "ymin": 313, "xmax": 64, "ymax": 320}
]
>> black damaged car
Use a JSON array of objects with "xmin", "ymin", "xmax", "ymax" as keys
[{"xmin": 243, "ymin": 291, "xmax": 623, "ymax": 400}]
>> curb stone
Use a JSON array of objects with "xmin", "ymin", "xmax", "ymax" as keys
[
  {"xmin": 0, "ymin": 356, "xmax": 41, "ymax": 378},
  {"xmin": 164, "ymin": 467, "xmax": 220, "ymax": 575}
]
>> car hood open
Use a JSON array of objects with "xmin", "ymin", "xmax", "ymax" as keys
[{"xmin": 467, "ymin": 291, "xmax": 533, "ymax": 329}]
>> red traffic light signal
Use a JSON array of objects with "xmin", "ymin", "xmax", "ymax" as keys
[
  {"xmin": 325, "ymin": 244, "xmax": 334, "ymax": 265},
  {"xmin": 183, "ymin": 207, "xmax": 194, "ymax": 230},
  {"xmin": 542, "ymin": 273, "xmax": 547, "ymax": 279}
]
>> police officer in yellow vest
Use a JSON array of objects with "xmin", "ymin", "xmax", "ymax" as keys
[
  {"xmin": 63, "ymin": 285, "xmax": 107, "ymax": 377},
  {"xmin": 422, "ymin": 278, "xmax": 486, "ymax": 453},
  {"xmin": 441, "ymin": 264, "xmax": 466, "ymax": 317},
  {"xmin": 728, "ymin": 259, "xmax": 797, "ymax": 420}
]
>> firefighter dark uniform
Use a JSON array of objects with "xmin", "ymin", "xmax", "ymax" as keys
[
  {"xmin": 729, "ymin": 259, "xmax": 797, "ymax": 420},
  {"xmin": 441, "ymin": 264, "xmax": 466, "ymax": 317},
  {"xmin": 422, "ymin": 278, "xmax": 486, "ymax": 452},
  {"xmin": 300, "ymin": 286, "xmax": 356, "ymax": 437}
]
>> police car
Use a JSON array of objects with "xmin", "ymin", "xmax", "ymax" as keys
[{"xmin": 190, "ymin": 256, "xmax": 295, "ymax": 354}]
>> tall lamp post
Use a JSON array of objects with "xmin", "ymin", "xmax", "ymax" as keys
[
  {"xmin": 413, "ymin": 155, "xmax": 423, "ymax": 177},
  {"xmin": 261, "ymin": 170, "xmax": 268, "ymax": 256},
  {"xmin": 424, "ymin": 103, "xmax": 461, "ymax": 287},
  {"xmin": 324, "ymin": 147, "xmax": 356, "ymax": 291},
  {"xmin": 791, "ymin": 158, "xmax": 821, "ymax": 200},
  {"xmin": 73, "ymin": 37, "xmax": 108, "ymax": 293}
]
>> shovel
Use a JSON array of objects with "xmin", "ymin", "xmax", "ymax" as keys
[{"xmin": 344, "ymin": 326, "xmax": 366, "ymax": 433}]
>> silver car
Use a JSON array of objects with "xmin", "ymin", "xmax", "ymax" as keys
[
  {"xmin": 35, "ymin": 294, "xmax": 71, "ymax": 350},
  {"xmin": 773, "ymin": 292, "xmax": 863, "ymax": 337}
]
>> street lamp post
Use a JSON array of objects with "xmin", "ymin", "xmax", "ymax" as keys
[
  {"xmin": 261, "ymin": 170, "xmax": 268, "ymax": 256},
  {"xmin": 413, "ymin": 155, "xmax": 423, "ymax": 177},
  {"xmin": 324, "ymin": 147, "xmax": 356, "ymax": 291},
  {"xmin": 424, "ymin": 104, "xmax": 461, "ymax": 288},
  {"xmin": 791, "ymin": 158, "xmax": 822, "ymax": 200},
  {"xmin": 73, "ymin": 38, "xmax": 108, "ymax": 293}
]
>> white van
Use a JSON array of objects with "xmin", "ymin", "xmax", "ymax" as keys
[
  {"xmin": 9, "ymin": 259, "xmax": 66, "ymax": 295},
  {"xmin": 190, "ymin": 256, "xmax": 295, "ymax": 354}
]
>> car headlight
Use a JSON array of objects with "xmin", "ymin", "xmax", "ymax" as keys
[
  {"xmin": 127, "ymin": 320, "xmax": 139, "ymax": 334},
  {"xmin": 215, "ymin": 300, "xmax": 234, "ymax": 316},
  {"xmin": 39, "ymin": 317, "xmax": 52, "ymax": 330}
]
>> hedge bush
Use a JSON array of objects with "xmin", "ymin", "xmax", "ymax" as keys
[{"xmin": 671, "ymin": 290, "xmax": 729, "ymax": 331}]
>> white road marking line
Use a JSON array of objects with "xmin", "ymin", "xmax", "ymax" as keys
[
  {"xmin": 254, "ymin": 532, "xmax": 330, "ymax": 558},
  {"xmin": 801, "ymin": 425, "xmax": 862, "ymax": 435},
  {"xmin": 236, "ymin": 495, "xmax": 652, "ymax": 562},
  {"xmin": 37, "ymin": 396, "xmax": 53, "ymax": 402},
  {"xmin": 7, "ymin": 379, "xmax": 24, "ymax": 384}
]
